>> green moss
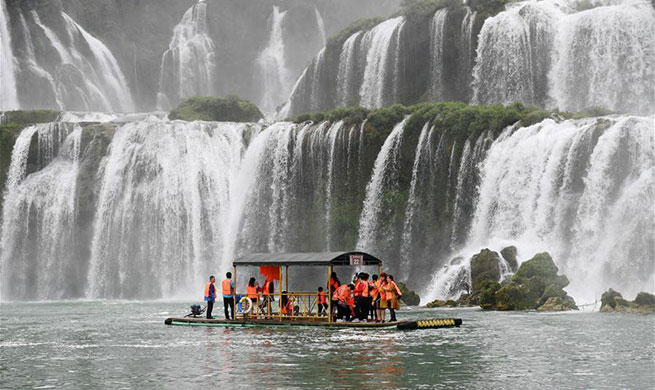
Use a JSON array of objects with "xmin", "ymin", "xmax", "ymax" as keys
[
  {"xmin": 426, "ymin": 299, "xmax": 446, "ymax": 308},
  {"xmin": 169, "ymin": 95, "xmax": 263, "ymax": 122},
  {"xmin": 634, "ymin": 292, "xmax": 655, "ymax": 307},
  {"xmin": 326, "ymin": 17, "xmax": 385, "ymax": 50},
  {"xmin": 479, "ymin": 279, "xmax": 501, "ymax": 310},
  {"xmin": 1, "ymin": 110, "xmax": 60, "ymax": 125},
  {"xmin": 513, "ymin": 252, "xmax": 559, "ymax": 282}
]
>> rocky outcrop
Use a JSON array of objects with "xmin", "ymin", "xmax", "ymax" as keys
[
  {"xmin": 470, "ymin": 248, "xmax": 501, "ymax": 294},
  {"xmin": 169, "ymin": 96, "xmax": 264, "ymax": 122},
  {"xmin": 480, "ymin": 252, "xmax": 577, "ymax": 311},
  {"xmin": 600, "ymin": 289, "xmax": 655, "ymax": 314},
  {"xmin": 500, "ymin": 246, "xmax": 518, "ymax": 272},
  {"xmin": 397, "ymin": 281, "xmax": 421, "ymax": 306}
]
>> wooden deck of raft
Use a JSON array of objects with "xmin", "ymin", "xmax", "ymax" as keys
[{"xmin": 164, "ymin": 317, "xmax": 462, "ymax": 330}]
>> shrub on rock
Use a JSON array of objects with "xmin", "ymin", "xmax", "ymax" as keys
[
  {"xmin": 471, "ymin": 248, "xmax": 502, "ymax": 294},
  {"xmin": 169, "ymin": 95, "xmax": 264, "ymax": 122}
]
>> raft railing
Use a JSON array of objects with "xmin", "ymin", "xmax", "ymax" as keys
[{"xmin": 237, "ymin": 291, "xmax": 329, "ymax": 321}]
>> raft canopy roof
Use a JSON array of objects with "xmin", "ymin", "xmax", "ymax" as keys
[{"xmin": 233, "ymin": 251, "xmax": 382, "ymax": 267}]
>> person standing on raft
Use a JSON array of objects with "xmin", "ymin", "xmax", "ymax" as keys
[
  {"xmin": 204, "ymin": 275, "xmax": 216, "ymax": 319},
  {"xmin": 222, "ymin": 272, "xmax": 235, "ymax": 320}
]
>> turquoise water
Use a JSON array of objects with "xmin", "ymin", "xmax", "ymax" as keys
[{"xmin": 1, "ymin": 302, "xmax": 653, "ymax": 389}]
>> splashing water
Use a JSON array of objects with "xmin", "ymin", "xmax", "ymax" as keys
[
  {"xmin": 257, "ymin": 6, "xmax": 290, "ymax": 114},
  {"xmin": 0, "ymin": 1, "xmax": 18, "ymax": 110}
]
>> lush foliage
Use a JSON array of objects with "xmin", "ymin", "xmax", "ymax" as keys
[
  {"xmin": 327, "ymin": 17, "xmax": 384, "ymax": 50},
  {"xmin": 399, "ymin": 0, "xmax": 463, "ymax": 19},
  {"xmin": 169, "ymin": 96, "xmax": 263, "ymax": 122}
]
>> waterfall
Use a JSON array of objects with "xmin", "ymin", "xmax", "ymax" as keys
[
  {"xmin": 17, "ymin": 14, "xmax": 64, "ymax": 110},
  {"xmin": 429, "ymin": 9, "xmax": 448, "ymax": 101},
  {"xmin": 309, "ymin": 48, "xmax": 327, "ymax": 111},
  {"xmin": 61, "ymin": 13, "xmax": 134, "ymax": 112},
  {"xmin": 473, "ymin": 0, "xmax": 654, "ymax": 113},
  {"xmin": 29, "ymin": 11, "xmax": 133, "ymax": 112},
  {"xmin": 359, "ymin": 17, "xmax": 406, "ymax": 108},
  {"xmin": 459, "ymin": 8, "xmax": 477, "ymax": 99},
  {"xmin": 86, "ymin": 120, "xmax": 254, "ymax": 299},
  {"xmin": 315, "ymin": 7, "xmax": 327, "ymax": 47},
  {"xmin": 157, "ymin": 1, "xmax": 215, "ymax": 110},
  {"xmin": 0, "ymin": 0, "xmax": 18, "ymax": 110},
  {"xmin": 336, "ymin": 31, "xmax": 364, "ymax": 107},
  {"xmin": 472, "ymin": 1, "xmax": 562, "ymax": 106},
  {"xmin": 426, "ymin": 115, "xmax": 655, "ymax": 303},
  {"xmin": 1, "ymin": 123, "xmax": 82, "ymax": 300},
  {"xmin": 256, "ymin": 6, "xmax": 290, "ymax": 114},
  {"xmin": 357, "ymin": 118, "xmax": 407, "ymax": 252},
  {"xmin": 549, "ymin": 1, "xmax": 655, "ymax": 114}
]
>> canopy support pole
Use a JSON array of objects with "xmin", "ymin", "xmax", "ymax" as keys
[{"xmin": 327, "ymin": 265, "xmax": 333, "ymax": 323}]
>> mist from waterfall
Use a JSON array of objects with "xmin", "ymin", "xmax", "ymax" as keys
[
  {"xmin": 157, "ymin": 1, "xmax": 215, "ymax": 110},
  {"xmin": 0, "ymin": 1, "xmax": 18, "ymax": 110}
]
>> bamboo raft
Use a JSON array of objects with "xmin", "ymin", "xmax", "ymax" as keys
[
  {"xmin": 164, "ymin": 317, "xmax": 462, "ymax": 330},
  {"xmin": 168, "ymin": 252, "xmax": 463, "ymax": 331}
]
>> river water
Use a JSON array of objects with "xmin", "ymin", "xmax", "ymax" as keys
[{"xmin": 1, "ymin": 302, "xmax": 653, "ymax": 389}]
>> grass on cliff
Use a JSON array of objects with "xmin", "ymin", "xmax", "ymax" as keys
[{"xmin": 169, "ymin": 96, "xmax": 264, "ymax": 122}]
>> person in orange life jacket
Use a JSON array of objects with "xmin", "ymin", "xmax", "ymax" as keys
[
  {"xmin": 222, "ymin": 272, "xmax": 235, "ymax": 320},
  {"xmin": 328, "ymin": 272, "xmax": 341, "ymax": 317},
  {"xmin": 386, "ymin": 274, "xmax": 402, "ymax": 322},
  {"xmin": 334, "ymin": 284, "xmax": 355, "ymax": 321},
  {"xmin": 317, "ymin": 286, "xmax": 328, "ymax": 316},
  {"xmin": 204, "ymin": 275, "xmax": 216, "ymax": 319},
  {"xmin": 377, "ymin": 273, "xmax": 389, "ymax": 322},
  {"xmin": 246, "ymin": 277, "xmax": 259, "ymax": 315},
  {"xmin": 280, "ymin": 291, "xmax": 293, "ymax": 315},
  {"xmin": 354, "ymin": 273, "xmax": 370, "ymax": 321},
  {"xmin": 261, "ymin": 276, "xmax": 275, "ymax": 315},
  {"xmin": 369, "ymin": 274, "xmax": 379, "ymax": 321}
]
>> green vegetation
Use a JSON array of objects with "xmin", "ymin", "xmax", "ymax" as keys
[
  {"xmin": 326, "ymin": 17, "xmax": 384, "ymax": 49},
  {"xmin": 169, "ymin": 96, "xmax": 264, "ymax": 122},
  {"xmin": 399, "ymin": 0, "xmax": 463, "ymax": 19}
]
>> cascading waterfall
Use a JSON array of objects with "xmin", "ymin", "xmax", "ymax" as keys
[
  {"xmin": 28, "ymin": 11, "xmax": 133, "ymax": 112},
  {"xmin": 315, "ymin": 7, "xmax": 327, "ymax": 47},
  {"xmin": 0, "ymin": 0, "xmax": 18, "ymax": 110},
  {"xmin": 429, "ymin": 9, "xmax": 448, "ymax": 101},
  {"xmin": 549, "ymin": 1, "xmax": 655, "ymax": 114},
  {"xmin": 86, "ymin": 120, "xmax": 254, "ymax": 299},
  {"xmin": 256, "ymin": 5, "xmax": 290, "ymax": 114},
  {"xmin": 359, "ymin": 17, "xmax": 406, "ymax": 108},
  {"xmin": 427, "ymin": 115, "xmax": 655, "ymax": 303},
  {"xmin": 458, "ymin": 8, "xmax": 477, "ymax": 98},
  {"xmin": 336, "ymin": 31, "xmax": 364, "ymax": 107},
  {"xmin": 1, "ymin": 123, "xmax": 82, "ymax": 300},
  {"xmin": 472, "ymin": 1, "xmax": 562, "ymax": 106},
  {"xmin": 157, "ymin": 1, "xmax": 215, "ymax": 110},
  {"xmin": 357, "ymin": 119, "xmax": 407, "ymax": 253}
]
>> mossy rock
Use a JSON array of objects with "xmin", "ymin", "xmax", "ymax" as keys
[
  {"xmin": 397, "ymin": 281, "xmax": 421, "ymax": 306},
  {"xmin": 500, "ymin": 246, "xmax": 518, "ymax": 272},
  {"xmin": 445, "ymin": 299, "xmax": 458, "ymax": 307},
  {"xmin": 1, "ymin": 110, "xmax": 60, "ymax": 125},
  {"xmin": 536, "ymin": 296, "xmax": 578, "ymax": 312},
  {"xmin": 634, "ymin": 292, "xmax": 655, "ymax": 307},
  {"xmin": 600, "ymin": 288, "xmax": 623, "ymax": 309},
  {"xmin": 538, "ymin": 284, "xmax": 568, "ymax": 306},
  {"xmin": 169, "ymin": 96, "xmax": 263, "ymax": 122},
  {"xmin": 494, "ymin": 282, "xmax": 535, "ymax": 310},
  {"xmin": 426, "ymin": 299, "xmax": 446, "ymax": 308},
  {"xmin": 471, "ymin": 248, "xmax": 502, "ymax": 294},
  {"xmin": 479, "ymin": 279, "xmax": 501, "ymax": 310},
  {"xmin": 513, "ymin": 252, "xmax": 559, "ymax": 282}
]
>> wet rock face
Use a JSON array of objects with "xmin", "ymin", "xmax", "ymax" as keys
[
  {"xmin": 397, "ymin": 281, "xmax": 420, "ymax": 306},
  {"xmin": 500, "ymin": 246, "xmax": 517, "ymax": 272},
  {"xmin": 470, "ymin": 248, "xmax": 501, "ymax": 294},
  {"xmin": 600, "ymin": 289, "xmax": 655, "ymax": 314}
]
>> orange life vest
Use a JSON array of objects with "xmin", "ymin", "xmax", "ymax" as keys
[
  {"xmin": 318, "ymin": 292, "xmax": 327, "ymax": 304},
  {"xmin": 262, "ymin": 280, "xmax": 273, "ymax": 295},
  {"xmin": 222, "ymin": 279, "xmax": 233, "ymax": 296},
  {"xmin": 383, "ymin": 281, "xmax": 394, "ymax": 301},
  {"xmin": 246, "ymin": 285, "xmax": 258, "ymax": 299},
  {"xmin": 329, "ymin": 277, "xmax": 339, "ymax": 293},
  {"xmin": 204, "ymin": 282, "xmax": 214, "ymax": 299},
  {"xmin": 369, "ymin": 280, "xmax": 378, "ymax": 298},
  {"xmin": 281, "ymin": 301, "xmax": 293, "ymax": 315},
  {"xmin": 334, "ymin": 285, "xmax": 349, "ymax": 302}
]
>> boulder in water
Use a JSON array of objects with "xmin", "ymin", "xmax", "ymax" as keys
[
  {"xmin": 426, "ymin": 299, "xmax": 446, "ymax": 308},
  {"xmin": 537, "ymin": 296, "xmax": 578, "ymax": 312},
  {"xmin": 397, "ymin": 281, "xmax": 421, "ymax": 306},
  {"xmin": 500, "ymin": 246, "xmax": 518, "ymax": 272},
  {"xmin": 600, "ymin": 289, "xmax": 655, "ymax": 314},
  {"xmin": 470, "ymin": 248, "xmax": 502, "ymax": 294}
]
